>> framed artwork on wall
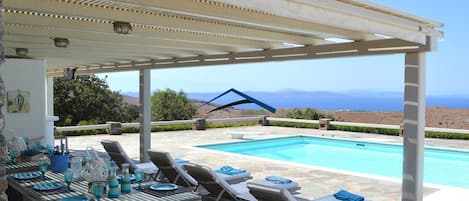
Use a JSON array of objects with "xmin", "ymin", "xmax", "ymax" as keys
[{"xmin": 7, "ymin": 90, "xmax": 30, "ymax": 113}]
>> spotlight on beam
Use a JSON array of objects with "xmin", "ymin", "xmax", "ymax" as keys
[
  {"xmin": 15, "ymin": 48, "xmax": 28, "ymax": 57},
  {"xmin": 64, "ymin": 68, "xmax": 77, "ymax": 81},
  {"xmin": 113, "ymin": 21, "xmax": 133, "ymax": 34},
  {"xmin": 54, "ymin": 38, "xmax": 70, "ymax": 48}
]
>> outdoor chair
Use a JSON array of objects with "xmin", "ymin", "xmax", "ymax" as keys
[
  {"xmin": 183, "ymin": 163, "xmax": 257, "ymax": 201},
  {"xmin": 247, "ymin": 182, "xmax": 369, "ymax": 201},
  {"xmin": 100, "ymin": 140, "xmax": 157, "ymax": 174}
]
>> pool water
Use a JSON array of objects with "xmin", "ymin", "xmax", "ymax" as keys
[{"xmin": 198, "ymin": 136, "xmax": 469, "ymax": 188}]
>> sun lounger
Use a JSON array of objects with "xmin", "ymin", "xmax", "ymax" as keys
[
  {"xmin": 247, "ymin": 182, "xmax": 369, "ymax": 201},
  {"xmin": 100, "ymin": 140, "xmax": 157, "ymax": 174},
  {"xmin": 183, "ymin": 163, "xmax": 257, "ymax": 201},
  {"xmin": 147, "ymin": 150, "xmax": 198, "ymax": 187}
]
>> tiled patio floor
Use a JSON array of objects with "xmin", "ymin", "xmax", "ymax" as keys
[{"xmin": 65, "ymin": 126, "xmax": 469, "ymax": 201}]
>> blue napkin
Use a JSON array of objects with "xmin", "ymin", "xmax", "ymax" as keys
[
  {"xmin": 265, "ymin": 176, "xmax": 292, "ymax": 184},
  {"xmin": 333, "ymin": 189, "xmax": 364, "ymax": 201},
  {"xmin": 215, "ymin": 166, "xmax": 246, "ymax": 175}
]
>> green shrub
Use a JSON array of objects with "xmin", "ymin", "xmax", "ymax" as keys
[
  {"xmin": 271, "ymin": 121, "xmax": 469, "ymax": 140},
  {"xmin": 151, "ymin": 124, "xmax": 192, "ymax": 132},
  {"xmin": 329, "ymin": 125, "xmax": 400, "ymax": 136},
  {"xmin": 55, "ymin": 121, "xmax": 259, "ymax": 136},
  {"xmin": 270, "ymin": 121, "xmax": 319, "ymax": 129},
  {"xmin": 425, "ymin": 131, "xmax": 469, "ymax": 140},
  {"xmin": 207, "ymin": 122, "xmax": 258, "ymax": 128},
  {"xmin": 57, "ymin": 128, "xmax": 107, "ymax": 136}
]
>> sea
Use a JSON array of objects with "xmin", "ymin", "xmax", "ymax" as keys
[
  {"xmin": 186, "ymin": 91, "xmax": 469, "ymax": 111},
  {"xmin": 123, "ymin": 91, "xmax": 469, "ymax": 111}
]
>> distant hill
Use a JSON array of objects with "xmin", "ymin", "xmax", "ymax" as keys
[
  {"xmin": 121, "ymin": 91, "xmax": 469, "ymax": 129},
  {"xmin": 325, "ymin": 107, "xmax": 469, "ymax": 130},
  {"xmin": 122, "ymin": 95, "xmax": 139, "ymax": 105},
  {"xmin": 121, "ymin": 93, "xmax": 246, "ymax": 118}
]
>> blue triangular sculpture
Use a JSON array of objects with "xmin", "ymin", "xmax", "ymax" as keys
[{"xmin": 201, "ymin": 88, "xmax": 276, "ymax": 113}]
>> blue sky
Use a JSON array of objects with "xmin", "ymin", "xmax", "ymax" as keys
[{"xmin": 98, "ymin": 1, "xmax": 468, "ymax": 97}]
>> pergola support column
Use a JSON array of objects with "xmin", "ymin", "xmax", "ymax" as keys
[
  {"xmin": 402, "ymin": 52, "xmax": 426, "ymax": 201},
  {"xmin": 139, "ymin": 69, "xmax": 151, "ymax": 163},
  {"xmin": 46, "ymin": 76, "xmax": 54, "ymax": 116}
]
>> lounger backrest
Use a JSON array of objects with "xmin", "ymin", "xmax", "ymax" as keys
[
  {"xmin": 247, "ymin": 182, "xmax": 298, "ymax": 201},
  {"xmin": 147, "ymin": 150, "xmax": 196, "ymax": 187},
  {"xmin": 183, "ymin": 164, "xmax": 239, "ymax": 201},
  {"xmin": 101, "ymin": 140, "xmax": 137, "ymax": 173}
]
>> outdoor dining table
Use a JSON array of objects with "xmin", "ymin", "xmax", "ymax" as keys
[
  {"xmin": 7, "ymin": 171, "xmax": 202, "ymax": 201},
  {"xmin": 6, "ymin": 160, "xmax": 48, "ymax": 174}
]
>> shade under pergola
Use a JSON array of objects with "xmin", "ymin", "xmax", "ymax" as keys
[{"xmin": 0, "ymin": 1, "xmax": 443, "ymax": 201}]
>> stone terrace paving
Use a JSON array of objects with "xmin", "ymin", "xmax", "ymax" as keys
[{"xmin": 66, "ymin": 126, "xmax": 469, "ymax": 201}]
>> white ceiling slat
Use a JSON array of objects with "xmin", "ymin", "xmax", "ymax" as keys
[
  {"xmin": 4, "ymin": 42, "xmax": 207, "ymax": 57},
  {"xmin": 4, "ymin": 0, "xmax": 322, "ymax": 45},
  {"xmin": 4, "ymin": 32, "xmax": 245, "ymax": 53},
  {"xmin": 5, "ymin": 12, "xmax": 279, "ymax": 49},
  {"xmin": 109, "ymin": 0, "xmax": 387, "ymax": 40},
  {"xmin": 4, "ymin": 34, "xmax": 237, "ymax": 54},
  {"xmin": 211, "ymin": 0, "xmax": 432, "ymax": 44}
]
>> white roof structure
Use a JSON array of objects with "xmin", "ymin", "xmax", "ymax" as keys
[
  {"xmin": 3, "ymin": 0, "xmax": 442, "ymax": 76},
  {"xmin": 0, "ymin": 1, "xmax": 445, "ymax": 201}
]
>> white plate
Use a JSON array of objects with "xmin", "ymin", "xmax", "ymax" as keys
[{"xmin": 149, "ymin": 183, "xmax": 178, "ymax": 191}]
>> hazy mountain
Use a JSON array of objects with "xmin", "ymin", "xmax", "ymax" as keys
[{"xmin": 122, "ymin": 90, "xmax": 469, "ymax": 111}]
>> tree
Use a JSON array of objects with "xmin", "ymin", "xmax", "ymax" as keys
[
  {"xmin": 54, "ymin": 75, "xmax": 138, "ymax": 126},
  {"xmin": 151, "ymin": 89, "xmax": 196, "ymax": 121}
]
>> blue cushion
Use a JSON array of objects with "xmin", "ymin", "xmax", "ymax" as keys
[
  {"xmin": 333, "ymin": 189, "xmax": 364, "ymax": 201},
  {"xmin": 175, "ymin": 158, "xmax": 189, "ymax": 164},
  {"xmin": 215, "ymin": 166, "xmax": 247, "ymax": 175},
  {"xmin": 265, "ymin": 176, "xmax": 292, "ymax": 184}
]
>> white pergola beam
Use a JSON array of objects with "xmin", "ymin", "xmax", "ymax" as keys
[
  {"xmin": 46, "ymin": 38, "xmax": 428, "ymax": 76},
  {"xmin": 139, "ymin": 69, "xmax": 151, "ymax": 163},
  {"xmin": 46, "ymin": 76, "xmax": 54, "ymax": 116},
  {"xmin": 402, "ymin": 52, "xmax": 426, "ymax": 201}
]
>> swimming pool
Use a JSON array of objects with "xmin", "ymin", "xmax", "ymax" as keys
[{"xmin": 198, "ymin": 136, "xmax": 469, "ymax": 188}]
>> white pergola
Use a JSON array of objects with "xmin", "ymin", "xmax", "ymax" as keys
[{"xmin": 1, "ymin": 1, "xmax": 443, "ymax": 201}]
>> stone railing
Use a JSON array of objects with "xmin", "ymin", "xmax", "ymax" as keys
[
  {"xmin": 56, "ymin": 116, "xmax": 266, "ymax": 134},
  {"xmin": 266, "ymin": 117, "xmax": 469, "ymax": 135}
]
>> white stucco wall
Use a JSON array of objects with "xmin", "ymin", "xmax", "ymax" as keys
[{"xmin": 0, "ymin": 58, "xmax": 51, "ymax": 145}]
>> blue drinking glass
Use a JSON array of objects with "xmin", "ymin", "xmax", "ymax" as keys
[
  {"xmin": 8, "ymin": 150, "xmax": 16, "ymax": 164},
  {"xmin": 64, "ymin": 169, "xmax": 73, "ymax": 191},
  {"xmin": 135, "ymin": 169, "xmax": 144, "ymax": 190},
  {"xmin": 38, "ymin": 160, "xmax": 48, "ymax": 179},
  {"xmin": 92, "ymin": 182, "xmax": 105, "ymax": 201},
  {"xmin": 46, "ymin": 144, "xmax": 54, "ymax": 155}
]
